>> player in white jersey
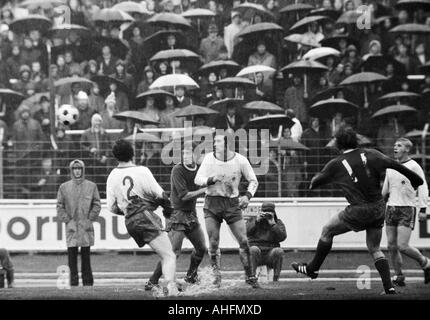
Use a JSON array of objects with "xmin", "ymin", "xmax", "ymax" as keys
[
  {"xmin": 382, "ymin": 138, "xmax": 430, "ymax": 286},
  {"xmin": 106, "ymin": 139, "xmax": 179, "ymax": 296},
  {"xmin": 195, "ymin": 134, "xmax": 259, "ymax": 288}
]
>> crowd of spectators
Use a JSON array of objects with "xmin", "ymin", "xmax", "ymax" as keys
[{"xmin": 0, "ymin": 0, "xmax": 430, "ymax": 199}]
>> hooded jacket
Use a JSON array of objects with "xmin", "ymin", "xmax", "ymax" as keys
[
  {"xmin": 246, "ymin": 213, "xmax": 287, "ymax": 249},
  {"xmin": 56, "ymin": 160, "xmax": 101, "ymax": 247}
]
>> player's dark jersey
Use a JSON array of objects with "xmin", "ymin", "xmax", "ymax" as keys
[
  {"xmin": 311, "ymin": 148, "xmax": 424, "ymax": 205},
  {"xmin": 170, "ymin": 163, "xmax": 199, "ymax": 212}
]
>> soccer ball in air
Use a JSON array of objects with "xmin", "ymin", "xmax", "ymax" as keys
[{"xmin": 57, "ymin": 104, "xmax": 79, "ymax": 126}]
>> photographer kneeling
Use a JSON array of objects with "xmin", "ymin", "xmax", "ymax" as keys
[{"xmin": 246, "ymin": 202, "xmax": 287, "ymax": 281}]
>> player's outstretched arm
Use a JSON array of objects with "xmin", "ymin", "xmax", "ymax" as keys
[
  {"xmin": 310, "ymin": 160, "xmax": 335, "ymax": 190},
  {"xmin": 384, "ymin": 157, "xmax": 423, "ymax": 190}
]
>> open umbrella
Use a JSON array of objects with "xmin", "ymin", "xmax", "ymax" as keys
[
  {"xmin": 310, "ymin": 86, "xmax": 359, "ymax": 105},
  {"xmin": 9, "ymin": 15, "xmax": 52, "ymax": 34},
  {"xmin": 336, "ymin": 10, "xmax": 362, "ymax": 25},
  {"xmin": 216, "ymin": 77, "xmax": 256, "ymax": 98},
  {"xmin": 20, "ymin": 0, "xmax": 66, "ymax": 9},
  {"xmin": 135, "ymin": 89, "xmax": 175, "ymax": 106},
  {"xmin": 340, "ymin": 72, "xmax": 387, "ymax": 108},
  {"xmin": 112, "ymin": 1, "xmax": 150, "ymax": 15},
  {"xmin": 284, "ymin": 34, "xmax": 321, "ymax": 48},
  {"xmin": 174, "ymin": 104, "xmax": 218, "ymax": 119},
  {"xmin": 308, "ymin": 8, "xmax": 340, "ymax": 20},
  {"xmin": 197, "ymin": 60, "xmax": 241, "ymax": 77},
  {"xmin": 236, "ymin": 2, "xmax": 275, "ymax": 22},
  {"xmin": 280, "ymin": 59, "xmax": 328, "ymax": 98},
  {"xmin": 150, "ymin": 74, "xmax": 199, "ymax": 92},
  {"xmin": 113, "ymin": 110, "xmax": 160, "ymax": 125},
  {"xmin": 280, "ymin": 3, "xmax": 314, "ymax": 13},
  {"xmin": 208, "ymin": 98, "xmax": 246, "ymax": 112},
  {"xmin": 142, "ymin": 30, "xmax": 187, "ymax": 58},
  {"xmin": 236, "ymin": 22, "xmax": 283, "ymax": 38},
  {"xmin": 21, "ymin": 92, "xmax": 50, "ymax": 108},
  {"xmin": 54, "ymin": 77, "xmax": 94, "ymax": 94},
  {"xmin": 182, "ymin": 8, "xmax": 216, "ymax": 33},
  {"xmin": 94, "ymin": 36, "xmax": 130, "ymax": 60},
  {"xmin": 326, "ymin": 133, "xmax": 372, "ymax": 148},
  {"xmin": 359, "ymin": 54, "xmax": 406, "ymax": 75},
  {"xmin": 48, "ymin": 24, "xmax": 91, "ymax": 40},
  {"xmin": 150, "ymin": 49, "xmax": 201, "ymax": 73},
  {"xmin": 269, "ymin": 138, "xmax": 310, "ymax": 150},
  {"xmin": 389, "ymin": 23, "xmax": 430, "ymax": 34},
  {"xmin": 245, "ymin": 114, "xmax": 295, "ymax": 130},
  {"xmin": 302, "ymin": 47, "xmax": 341, "ymax": 60},
  {"xmin": 0, "ymin": 89, "xmax": 25, "ymax": 106},
  {"xmin": 243, "ymin": 101, "xmax": 284, "ymax": 114},
  {"xmin": 125, "ymin": 132, "xmax": 162, "ymax": 143},
  {"xmin": 375, "ymin": 91, "xmax": 420, "ymax": 106},
  {"xmin": 289, "ymin": 15, "xmax": 331, "ymax": 32},
  {"xmin": 319, "ymin": 34, "xmax": 359, "ymax": 50},
  {"xmin": 147, "ymin": 12, "xmax": 192, "ymax": 29},
  {"xmin": 93, "ymin": 8, "xmax": 134, "ymax": 24},
  {"xmin": 236, "ymin": 65, "xmax": 276, "ymax": 78},
  {"xmin": 90, "ymin": 75, "xmax": 128, "ymax": 95},
  {"xmin": 309, "ymin": 98, "xmax": 359, "ymax": 119},
  {"xmin": 395, "ymin": 0, "xmax": 430, "ymax": 10},
  {"xmin": 371, "ymin": 105, "xmax": 417, "ymax": 118}
]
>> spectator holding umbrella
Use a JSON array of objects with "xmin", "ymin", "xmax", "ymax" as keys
[
  {"xmin": 109, "ymin": 79, "xmax": 129, "ymax": 112},
  {"xmin": 214, "ymin": 101, "xmax": 244, "ymax": 131},
  {"xmin": 138, "ymin": 95, "xmax": 161, "ymax": 128},
  {"xmin": 56, "ymin": 55, "xmax": 69, "ymax": 79},
  {"xmin": 247, "ymin": 40, "xmax": 277, "ymax": 69},
  {"xmin": 302, "ymin": 22, "xmax": 324, "ymax": 48},
  {"xmin": 224, "ymin": 11, "xmax": 245, "ymax": 59},
  {"xmin": 283, "ymin": 75, "xmax": 307, "ymax": 126},
  {"xmin": 175, "ymin": 86, "xmax": 191, "ymax": 108}
]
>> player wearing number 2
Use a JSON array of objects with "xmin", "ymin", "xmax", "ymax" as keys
[
  {"xmin": 291, "ymin": 127, "xmax": 424, "ymax": 295},
  {"xmin": 106, "ymin": 139, "xmax": 179, "ymax": 296}
]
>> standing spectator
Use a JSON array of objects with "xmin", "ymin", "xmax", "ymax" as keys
[
  {"xmin": 0, "ymin": 248, "xmax": 14, "ymax": 288},
  {"xmin": 11, "ymin": 105, "xmax": 45, "ymax": 197},
  {"xmin": 247, "ymin": 40, "xmax": 277, "ymax": 69},
  {"xmin": 200, "ymin": 24, "xmax": 225, "ymax": 64},
  {"xmin": 56, "ymin": 55, "xmax": 69, "ymax": 79},
  {"xmin": 64, "ymin": 51, "xmax": 82, "ymax": 76},
  {"xmin": 56, "ymin": 159, "xmax": 101, "ymax": 286},
  {"xmin": 283, "ymin": 76, "xmax": 307, "ymax": 126},
  {"xmin": 70, "ymin": 91, "xmax": 95, "ymax": 130},
  {"xmin": 85, "ymin": 60, "xmax": 99, "ymax": 79},
  {"xmin": 286, "ymin": 109, "xmax": 303, "ymax": 142},
  {"xmin": 214, "ymin": 102, "xmax": 244, "ymax": 131},
  {"xmin": 224, "ymin": 11, "xmax": 244, "ymax": 59},
  {"xmin": 280, "ymin": 127, "xmax": 303, "ymax": 197},
  {"xmin": 98, "ymin": 45, "xmax": 118, "ymax": 76},
  {"xmin": 80, "ymin": 114, "xmax": 111, "ymax": 197},
  {"xmin": 246, "ymin": 202, "xmax": 286, "ymax": 282}
]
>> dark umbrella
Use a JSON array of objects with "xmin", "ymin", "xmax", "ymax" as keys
[
  {"xmin": 340, "ymin": 72, "xmax": 387, "ymax": 108},
  {"xmin": 280, "ymin": 59, "xmax": 328, "ymax": 98},
  {"xmin": 142, "ymin": 30, "xmax": 186, "ymax": 58},
  {"xmin": 19, "ymin": 0, "xmax": 66, "ymax": 10},
  {"xmin": 319, "ymin": 34, "xmax": 359, "ymax": 50},
  {"xmin": 91, "ymin": 75, "xmax": 128, "ymax": 95},
  {"xmin": 136, "ymin": 89, "xmax": 175, "ymax": 105},
  {"xmin": 308, "ymin": 8, "xmax": 341, "ymax": 20},
  {"xmin": 208, "ymin": 98, "xmax": 246, "ymax": 113},
  {"xmin": 54, "ymin": 77, "xmax": 94, "ymax": 95},
  {"xmin": 285, "ymin": 33, "xmax": 321, "ymax": 48},
  {"xmin": 174, "ymin": 104, "xmax": 218, "ymax": 122},
  {"xmin": 0, "ymin": 89, "xmax": 25, "ymax": 106},
  {"xmin": 359, "ymin": 54, "xmax": 406, "ymax": 75},
  {"xmin": 197, "ymin": 60, "xmax": 241, "ymax": 77},
  {"xmin": 147, "ymin": 12, "xmax": 192, "ymax": 29},
  {"xmin": 371, "ymin": 105, "xmax": 417, "ymax": 118},
  {"xmin": 243, "ymin": 101, "xmax": 284, "ymax": 114},
  {"xmin": 389, "ymin": 23, "xmax": 430, "ymax": 34},
  {"xmin": 245, "ymin": 114, "xmax": 295, "ymax": 130},
  {"xmin": 395, "ymin": 0, "xmax": 430, "ymax": 10},
  {"xmin": 309, "ymin": 98, "xmax": 359, "ymax": 119},
  {"xmin": 182, "ymin": 8, "xmax": 216, "ymax": 33},
  {"xmin": 215, "ymin": 77, "xmax": 256, "ymax": 98},
  {"xmin": 150, "ymin": 49, "xmax": 201, "ymax": 73},
  {"xmin": 375, "ymin": 91, "xmax": 420, "ymax": 107},
  {"xmin": 48, "ymin": 24, "xmax": 91, "ymax": 40},
  {"xmin": 236, "ymin": 22, "xmax": 283, "ymax": 38},
  {"xmin": 9, "ymin": 15, "xmax": 52, "ymax": 34},
  {"xmin": 290, "ymin": 15, "xmax": 331, "ymax": 32},
  {"xmin": 113, "ymin": 110, "xmax": 160, "ymax": 125},
  {"xmin": 280, "ymin": 3, "xmax": 314, "ymax": 13},
  {"xmin": 94, "ymin": 36, "xmax": 130, "ymax": 60}
]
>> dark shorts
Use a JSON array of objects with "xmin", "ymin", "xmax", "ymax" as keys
[
  {"xmin": 166, "ymin": 209, "xmax": 200, "ymax": 233},
  {"xmin": 385, "ymin": 206, "xmax": 416, "ymax": 230},
  {"xmin": 203, "ymin": 196, "xmax": 242, "ymax": 225},
  {"xmin": 338, "ymin": 200, "xmax": 385, "ymax": 232},
  {"xmin": 125, "ymin": 209, "xmax": 163, "ymax": 248}
]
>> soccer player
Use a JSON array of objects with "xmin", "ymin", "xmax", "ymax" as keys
[
  {"xmin": 382, "ymin": 138, "xmax": 430, "ymax": 286},
  {"xmin": 291, "ymin": 127, "xmax": 423, "ymax": 294},
  {"xmin": 106, "ymin": 139, "xmax": 179, "ymax": 296},
  {"xmin": 145, "ymin": 144, "xmax": 208, "ymax": 290},
  {"xmin": 195, "ymin": 133, "xmax": 259, "ymax": 288}
]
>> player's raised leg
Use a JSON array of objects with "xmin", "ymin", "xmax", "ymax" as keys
[
  {"xmin": 205, "ymin": 216, "xmax": 222, "ymax": 286},
  {"xmin": 149, "ymin": 232, "xmax": 178, "ymax": 296},
  {"xmin": 397, "ymin": 225, "xmax": 430, "ymax": 284},
  {"xmin": 366, "ymin": 227, "xmax": 396, "ymax": 294},
  {"xmin": 184, "ymin": 225, "xmax": 207, "ymax": 284},
  {"xmin": 292, "ymin": 212, "xmax": 350, "ymax": 279},
  {"xmin": 386, "ymin": 225, "xmax": 405, "ymax": 286},
  {"xmin": 228, "ymin": 219, "xmax": 259, "ymax": 288}
]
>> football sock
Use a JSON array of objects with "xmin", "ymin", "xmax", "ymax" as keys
[
  {"xmin": 375, "ymin": 257, "xmax": 393, "ymax": 291},
  {"xmin": 239, "ymin": 247, "xmax": 253, "ymax": 277},
  {"xmin": 187, "ymin": 252, "xmax": 203, "ymax": 276},
  {"xmin": 150, "ymin": 262, "xmax": 163, "ymax": 284},
  {"xmin": 308, "ymin": 239, "xmax": 333, "ymax": 272}
]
